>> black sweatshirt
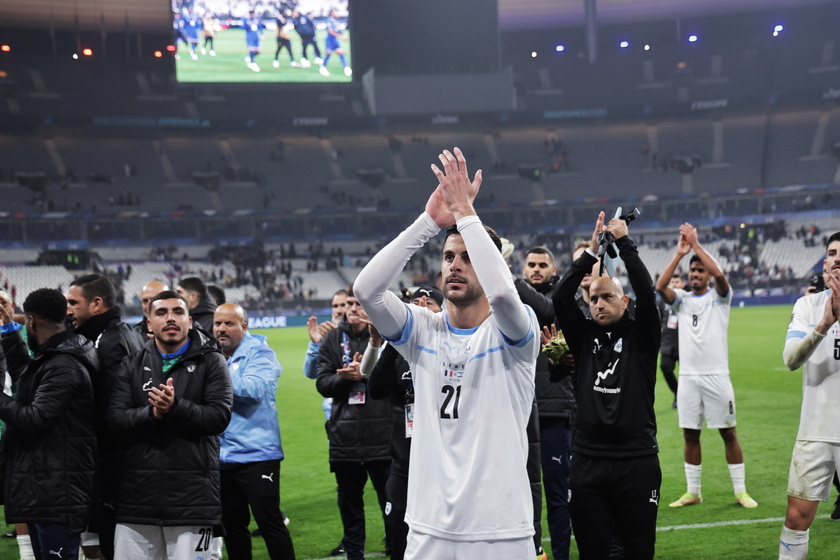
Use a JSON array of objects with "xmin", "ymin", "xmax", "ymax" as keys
[{"xmin": 552, "ymin": 235, "xmax": 660, "ymax": 458}]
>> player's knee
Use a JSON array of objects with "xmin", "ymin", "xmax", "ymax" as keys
[{"xmin": 718, "ymin": 427, "xmax": 737, "ymax": 443}]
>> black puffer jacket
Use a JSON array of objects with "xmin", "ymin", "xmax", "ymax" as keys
[
  {"xmin": 316, "ymin": 320, "xmax": 391, "ymax": 463},
  {"xmin": 76, "ymin": 306, "xmax": 145, "ymax": 449},
  {"xmin": 106, "ymin": 329, "xmax": 232, "ymax": 526},
  {"xmin": 515, "ymin": 277, "xmax": 575, "ymax": 419},
  {"xmin": 0, "ymin": 328, "xmax": 98, "ymax": 534},
  {"xmin": 190, "ymin": 297, "xmax": 218, "ymax": 334}
]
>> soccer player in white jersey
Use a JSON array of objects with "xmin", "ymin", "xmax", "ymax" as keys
[
  {"xmin": 778, "ymin": 232, "xmax": 840, "ymax": 559},
  {"xmin": 656, "ymin": 223, "xmax": 758, "ymax": 509},
  {"xmin": 355, "ymin": 147, "xmax": 539, "ymax": 560}
]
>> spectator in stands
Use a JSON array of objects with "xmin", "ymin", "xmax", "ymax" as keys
[
  {"xmin": 316, "ymin": 285, "xmax": 391, "ymax": 560},
  {"xmin": 213, "ymin": 303, "xmax": 295, "ymax": 560},
  {"xmin": 106, "ymin": 291, "xmax": 232, "ymax": 560},
  {"xmin": 133, "ymin": 280, "xmax": 168, "ymax": 338},
  {"xmin": 65, "ymin": 274, "xmax": 145, "ymax": 560},
  {"xmin": 0, "ymin": 289, "xmax": 98, "ymax": 560},
  {"xmin": 657, "ymin": 223, "xmax": 758, "ymax": 509},
  {"xmin": 177, "ymin": 276, "xmax": 217, "ymax": 333}
]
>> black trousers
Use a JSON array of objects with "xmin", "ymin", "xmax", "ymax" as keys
[
  {"xmin": 660, "ymin": 349, "xmax": 679, "ymax": 396},
  {"xmin": 220, "ymin": 459, "xmax": 295, "ymax": 560},
  {"xmin": 333, "ymin": 460, "xmax": 391, "ymax": 560},
  {"xmin": 570, "ymin": 454, "xmax": 661, "ymax": 560},
  {"xmin": 384, "ymin": 471, "xmax": 408, "ymax": 560}
]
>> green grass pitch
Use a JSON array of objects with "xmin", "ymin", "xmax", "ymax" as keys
[
  {"xmin": 2, "ymin": 304, "xmax": 839, "ymax": 559},
  {"xmin": 175, "ymin": 27, "xmax": 352, "ymax": 83}
]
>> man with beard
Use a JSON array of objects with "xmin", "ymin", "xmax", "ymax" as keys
[
  {"xmin": 515, "ymin": 247, "xmax": 574, "ymax": 560},
  {"xmin": 65, "ymin": 274, "xmax": 144, "ymax": 560},
  {"xmin": 0, "ymin": 289, "xmax": 98, "ymax": 560},
  {"xmin": 355, "ymin": 147, "xmax": 539, "ymax": 560},
  {"xmin": 107, "ymin": 291, "xmax": 232, "ymax": 559},
  {"xmin": 316, "ymin": 287, "xmax": 391, "ymax": 560},
  {"xmin": 177, "ymin": 277, "xmax": 217, "ymax": 333},
  {"xmin": 553, "ymin": 212, "xmax": 661, "ymax": 559}
]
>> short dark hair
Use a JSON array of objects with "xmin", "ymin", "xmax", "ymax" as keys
[
  {"xmin": 526, "ymin": 246, "xmax": 555, "ymax": 264},
  {"xmin": 333, "ymin": 288, "xmax": 347, "ymax": 298},
  {"xmin": 827, "ymin": 232, "xmax": 840, "ymax": 249},
  {"xmin": 689, "ymin": 255, "xmax": 702, "ymax": 266},
  {"xmin": 444, "ymin": 224, "xmax": 503, "ymax": 253},
  {"xmin": 71, "ymin": 273, "xmax": 116, "ymax": 308},
  {"xmin": 346, "ymin": 283, "xmax": 356, "ymax": 298},
  {"xmin": 207, "ymin": 285, "xmax": 226, "ymax": 306},
  {"xmin": 149, "ymin": 290, "xmax": 189, "ymax": 309},
  {"xmin": 178, "ymin": 277, "xmax": 208, "ymax": 299},
  {"xmin": 23, "ymin": 288, "xmax": 68, "ymax": 324}
]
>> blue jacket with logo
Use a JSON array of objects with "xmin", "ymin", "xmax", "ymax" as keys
[{"xmin": 220, "ymin": 331, "xmax": 284, "ymax": 464}]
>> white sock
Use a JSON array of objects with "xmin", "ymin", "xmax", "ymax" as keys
[
  {"xmin": 685, "ymin": 462, "xmax": 702, "ymax": 495},
  {"xmin": 17, "ymin": 534, "xmax": 35, "ymax": 560},
  {"xmin": 728, "ymin": 463, "xmax": 747, "ymax": 494},
  {"xmin": 779, "ymin": 526, "xmax": 808, "ymax": 560}
]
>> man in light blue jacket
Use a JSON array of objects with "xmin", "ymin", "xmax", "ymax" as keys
[{"xmin": 214, "ymin": 303, "xmax": 295, "ymax": 560}]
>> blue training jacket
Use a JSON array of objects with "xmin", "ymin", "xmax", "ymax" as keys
[{"xmin": 220, "ymin": 332, "xmax": 284, "ymax": 464}]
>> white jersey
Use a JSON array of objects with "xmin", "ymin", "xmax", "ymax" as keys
[
  {"xmin": 672, "ymin": 288, "xmax": 732, "ymax": 375},
  {"xmin": 391, "ymin": 304, "xmax": 538, "ymax": 541},
  {"xmin": 785, "ymin": 290, "xmax": 840, "ymax": 443}
]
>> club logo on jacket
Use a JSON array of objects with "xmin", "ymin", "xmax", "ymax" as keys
[
  {"xmin": 187, "ymin": 363, "xmax": 196, "ymax": 372},
  {"xmin": 593, "ymin": 359, "xmax": 621, "ymax": 394},
  {"xmin": 142, "ymin": 378, "xmax": 154, "ymax": 391}
]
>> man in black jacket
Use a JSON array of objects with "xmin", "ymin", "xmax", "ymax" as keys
[
  {"xmin": 316, "ymin": 285, "xmax": 391, "ymax": 560},
  {"xmin": 107, "ymin": 291, "xmax": 232, "ymax": 560},
  {"xmin": 0, "ymin": 288, "xmax": 98, "ymax": 560},
  {"xmin": 65, "ymin": 273, "xmax": 145, "ymax": 560},
  {"xmin": 515, "ymin": 246, "xmax": 574, "ymax": 560},
  {"xmin": 177, "ymin": 276, "xmax": 217, "ymax": 333},
  {"xmin": 553, "ymin": 212, "xmax": 661, "ymax": 560}
]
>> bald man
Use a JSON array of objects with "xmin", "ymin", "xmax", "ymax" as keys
[
  {"xmin": 213, "ymin": 304, "xmax": 295, "ymax": 560},
  {"xmin": 133, "ymin": 280, "xmax": 168, "ymax": 338},
  {"xmin": 553, "ymin": 212, "xmax": 662, "ymax": 560}
]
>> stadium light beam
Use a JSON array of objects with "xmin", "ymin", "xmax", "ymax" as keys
[
  {"xmin": 0, "ymin": 45, "xmax": 10, "ymax": 53},
  {"xmin": 619, "ymin": 40, "xmax": 629, "ymax": 49},
  {"xmin": 644, "ymin": 44, "xmax": 651, "ymax": 51},
  {"xmin": 531, "ymin": 51, "xmax": 538, "ymax": 58},
  {"xmin": 82, "ymin": 48, "xmax": 93, "ymax": 56},
  {"xmin": 555, "ymin": 44, "xmax": 565, "ymax": 53},
  {"xmin": 773, "ymin": 24, "xmax": 784, "ymax": 37},
  {"xmin": 688, "ymin": 35, "xmax": 698, "ymax": 43},
  {"xmin": 154, "ymin": 50, "xmax": 163, "ymax": 58}
]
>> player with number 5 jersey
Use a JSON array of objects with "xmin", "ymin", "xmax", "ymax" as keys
[{"xmin": 355, "ymin": 147, "xmax": 539, "ymax": 560}]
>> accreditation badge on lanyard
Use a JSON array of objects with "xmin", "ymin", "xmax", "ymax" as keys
[
  {"xmin": 404, "ymin": 378, "xmax": 414, "ymax": 437},
  {"xmin": 343, "ymin": 332, "xmax": 366, "ymax": 405}
]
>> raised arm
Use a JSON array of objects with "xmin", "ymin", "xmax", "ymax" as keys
[
  {"xmin": 434, "ymin": 148, "xmax": 531, "ymax": 341},
  {"xmin": 656, "ymin": 232, "xmax": 691, "ymax": 304},
  {"xmin": 682, "ymin": 223, "xmax": 729, "ymax": 297},
  {"xmin": 784, "ymin": 274, "xmax": 840, "ymax": 370}
]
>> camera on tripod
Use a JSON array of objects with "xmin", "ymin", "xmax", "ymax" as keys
[{"xmin": 597, "ymin": 207, "xmax": 641, "ymax": 260}]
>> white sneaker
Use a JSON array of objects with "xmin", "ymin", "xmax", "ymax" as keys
[
  {"xmin": 315, "ymin": 57, "xmax": 323, "ymax": 66},
  {"xmin": 200, "ymin": 48, "xmax": 206, "ymax": 55},
  {"xmin": 245, "ymin": 56, "xmax": 251, "ymax": 64},
  {"xmin": 319, "ymin": 66, "xmax": 330, "ymax": 76},
  {"xmin": 273, "ymin": 60, "xmax": 280, "ymax": 68},
  {"xmin": 209, "ymin": 50, "xmax": 216, "ymax": 56},
  {"xmin": 190, "ymin": 51, "xmax": 198, "ymax": 60},
  {"xmin": 290, "ymin": 61, "xmax": 300, "ymax": 68},
  {"xmin": 344, "ymin": 66, "xmax": 352, "ymax": 76},
  {"xmin": 249, "ymin": 63, "xmax": 261, "ymax": 72},
  {"xmin": 300, "ymin": 58, "xmax": 311, "ymax": 68},
  {"xmin": 174, "ymin": 53, "xmax": 180, "ymax": 60}
]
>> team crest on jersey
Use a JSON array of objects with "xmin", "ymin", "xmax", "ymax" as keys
[
  {"xmin": 186, "ymin": 363, "xmax": 196, "ymax": 372},
  {"xmin": 614, "ymin": 338, "xmax": 623, "ymax": 353}
]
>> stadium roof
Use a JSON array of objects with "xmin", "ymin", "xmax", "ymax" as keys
[{"xmin": 0, "ymin": 0, "xmax": 835, "ymax": 31}]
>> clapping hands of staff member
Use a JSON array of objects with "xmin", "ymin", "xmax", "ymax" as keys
[
  {"xmin": 307, "ymin": 315, "xmax": 337, "ymax": 344},
  {"xmin": 426, "ymin": 147, "xmax": 482, "ymax": 228},
  {"xmin": 149, "ymin": 378, "xmax": 175, "ymax": 419},
  {"xmin": 337, "ymin": 353, "xmax": 363, "ymax": 382}
]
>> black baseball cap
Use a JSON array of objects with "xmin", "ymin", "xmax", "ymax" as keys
[{"xmin": 410, "ymin": 285, "xmax": 444, "ymax": 307}]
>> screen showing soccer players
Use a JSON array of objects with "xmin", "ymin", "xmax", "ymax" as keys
[{"xmin": 171, "ymin": 1, "xmax": 351, "ymax": 83}]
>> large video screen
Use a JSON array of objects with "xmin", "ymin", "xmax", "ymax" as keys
[{"xmin": 171, "ymin": 1, "xmax": 351, "ymax": 83}]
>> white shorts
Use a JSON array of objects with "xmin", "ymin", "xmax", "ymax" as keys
[
  {"xmin": 677, "ymin": 374, "xmax": 736, "ymax": 430},
  {"xmin": 786, "ymin": 440, "xmax": 840, "ymax": 502},
  {"xmin": 114, "ymin": 523, "xmax": 214, "ymax": 560},
  {"xmin": 405, "ymin": 529, "xmax": 533, "ymax": 560}
]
